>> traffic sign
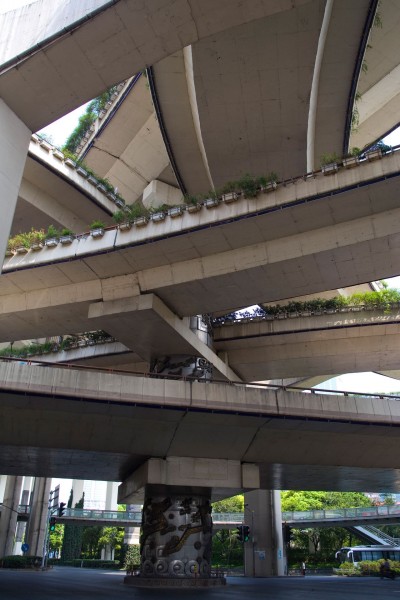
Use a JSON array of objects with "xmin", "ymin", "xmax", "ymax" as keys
[{"xmin": 21, "ymin": 543, "xmax": 29, "ymax": 552}]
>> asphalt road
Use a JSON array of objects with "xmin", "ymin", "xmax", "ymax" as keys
[{"xmin": 1, "ymin": 568, "xmax": 400, "ymax": 599}]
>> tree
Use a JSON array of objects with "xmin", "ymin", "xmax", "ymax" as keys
[
  {"xmin": 81, "ymin": 526, "xmax": 102, "ymax": 559},
  {"xmin": 212, "ymin": 495, "xmax": 244, "ymax": 513},
  {"xmin": 281, "ymin": 490, "xmax": 371, "ymax": 512},
  {"xmin": 98, "ymin": 526, "xmax": 124, "ymax": 559},
  {"xmin": 61, "ymin": 491, "xmax": 85, "ymax": 561},
  {"xmin": 281, "ymin": 491, "xmax": 373, "ymax": 566},
  {"xmin": 49, "ymin": 524, "xmax": 63, "ymax": 556}
]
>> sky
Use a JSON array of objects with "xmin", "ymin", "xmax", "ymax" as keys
[{"xmin": 0, "ymin": 0, "xmax": 37, "ymax": 13}]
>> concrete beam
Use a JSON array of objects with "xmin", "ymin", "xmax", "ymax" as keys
[{"xmin": 118, "ymin": 458, "xmax": 260, "ymax": 503}]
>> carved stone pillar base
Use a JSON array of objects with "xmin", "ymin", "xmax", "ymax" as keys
[{"xmin": 137, "ymin": 489, "xmax": 218, "ymax": 582}]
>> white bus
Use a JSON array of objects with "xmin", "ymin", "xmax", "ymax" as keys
[{"xmin": 336, "ymin": 545, "xmax": 400, "ymax": 565}]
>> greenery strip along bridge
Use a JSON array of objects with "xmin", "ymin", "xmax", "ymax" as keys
[{"xmin": 8, "ymin": 504, "xmax": 400, "ymax": 528}]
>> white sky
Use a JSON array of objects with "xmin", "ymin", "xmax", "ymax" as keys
[{"xmin": 0, "ymin": 0, "xmax": 38, "ymax": 13}]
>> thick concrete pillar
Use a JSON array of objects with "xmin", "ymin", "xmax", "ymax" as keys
[
  {"xmin": 25, "ymin": 477, "xmax": 51, "ymax": 557},
  {"xmin": 124, "ymin": 504, "xmax": 141, "ymax": 545},
  {"xmin": 244, "ymin": 490, "xmax": 285, "ymax": 577},
  {"xmin": 0, "ymin": 99, "xmax": 31, "ymax": 260},
  {"xmin": 72, "ymin": 480, "xmax": 84, "ymax": 505},
  {"xmin": 15, "ymin": 477, "xmax": 33, "ymax": 555},
  {"xmin": 101, "ymin": 482, "xmax": 118, "ymax": 561},
  {"xmin": 105, "ymin": 481, "xmax": 118, "ymax": 510},
  {"xmin": 0, "ymin": 475, "xmax": 23, "ymax": 557},
  {"xmin": 140, "ymin": 489, "xmax": 212, "ymax": 579},
  {"xmin": 119, "ymin": 457, "xmax": 258, "ymax": 586}
]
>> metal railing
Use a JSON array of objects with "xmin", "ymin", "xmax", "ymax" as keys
[
  {"xmin": 281, "ymin": 504, "xmax": 400, "ymax": 523},
  {"xmin": 43, "ymin": 505, "xmax": 400, "ymax": 527}
]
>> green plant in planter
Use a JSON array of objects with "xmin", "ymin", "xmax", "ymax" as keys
[
  {"xmin": 126, "ymin": 203, "xmax": 150, "ymax": 219},
  {"xmin": 221, "ymin": 180, "xmax": 240, "ymax": 194},
  {"xmin": 184, "ymin": 194, "xmax": 200, "ymax": 206},
  {"xmin": 286, "ymin": 301, "xmax": 302, "ymax": 313},
  {"xmin": 258, "ymin": 172, "xmax": 278, "ymax": 186},
  {"xmin": 112, "ymin": 209, "xmax": 127, "ymax": 225},
  {"xmin": 320, "ymin": 152, "xmax": 341, "ymax": 166},
  {"xmin": 45, "ymin": 224, "xmax": 61, "ymax": 240},
  {"xmin": 28, "ymin": 229, "xmax": 46, "ymax": 245},
  {"xmin": 89, "ymin": 220, "xmax": 106, "ymax": 230},
  {"xmin": 237, "ymin": 173, "xmax": 258, "ymax": 198},
  {"xmin": 149, "ymin": 203, "xmax": 170, "ymax": 214},
  {"xmin": 12, "ymin": 233, "xmax": 31, "ymax": 249},
  {"xmin": 60, "ymin": 227, "xmax": 75, "ymax": 237}
]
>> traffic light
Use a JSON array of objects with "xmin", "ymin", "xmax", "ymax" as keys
[
  {"xmin": 242, "ymin": 525, "xmax": 250, "ymax": 542},
  {"xmin": 58, "ymin": 502, "xmax": 66, "ymax": 517},
  {"xmin": 236, "ymin": 525, "xmax": 244, "ymax": 542},
  {"xmin": 49, "ymin": 517, "xmax": 56, "ymax": 532}
]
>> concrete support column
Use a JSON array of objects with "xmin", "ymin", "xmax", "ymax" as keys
[
  {"xmin": 0, "ymin": 99, "xmax": 31, "ymax": 260},
  {"xmin": 14, "ymin": 477, "xmax": 33, "ymax": 555},
  {"xmin": 0, "ymin": 475, "xmax": 23, "ymax": 557},
  {"xmin": 101, "ymin": 544, "xmax": 115, "ymax": 560},
  {"xmin": 124, "ymin": 504, "xmax": 141, "ymax": 545},
  {"xmin": 140, "ymin": 488, "xmax": 213, "ymax": 579},
  {"xmin": 244, "ymin": 490, "xmax": 285, "ymax": 577},
  {"xmin": 119, "ymin": 457, "xmax": 259, "ymax": 586},
  {"xmin": 72, "ymin": 480, "xmax": 84, "ymax": 506},
  {"xmin": 25, "ymin": 477, "xmax": 51, "ymax": 557},
  {"xmin": 105, "ymin": 481, "xmax": 118, "ymax": 510}
]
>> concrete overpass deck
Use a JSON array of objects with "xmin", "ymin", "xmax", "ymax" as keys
[
  {"xmin": 0, "ymin": 0, "xmax": 311, "ymax": 132},
  {"xmin": 213, "ymin": 305, "xmax": 400, "ymax": 381},
  {"xmin": 13, "ymin": 137, "xmax": 118, "ymax": 236},
  {"xmin": 151, "ymin": 1, "xmax": 373, "ymax": 192},
  {"xmin": 1, "ymin": 359, "xmax": 400, "ymax": 492},
  {"xmin": 1, "ymin": 149, "xmax": 400, "ymax": 366}
]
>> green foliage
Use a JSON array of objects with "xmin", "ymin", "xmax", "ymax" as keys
[
  {"xmin": 45, "ymin": 225, "xmax": 61, "ymax": 240},
  {"xmin": 1, "ymin": 555, "xmax": 42, "ymax": 568},
  {"xmin": 81, "ymin": 526, "xmax": 102, "ymax": 559},
  {"xmin": 63, "ymin": 86, "xmax": 117, "ymax": 154},
  {"xmin": 263, "ymin": 289, "xmax": 400, "ymax": 318},
  {"xmin": 212, "ymin": 529, "xmax": 243, "ymax": 568},
  {"xmin": 61, "ymin": 559, "xmax": 119, "ymax": 569},
  {"xmin": 212, "ymin": 495, "xmax": 244, "ymax": 513},
  {"xmin": 89, "ymin": 220, "xmax": 105, "ymax": 230},
  {"xmin": 60, "ymin": 228, "xmax": 75, "ymax": 237},
  {"xmin": 61, "ymin": 492, "xmax": 85, "ymax": 562},
  {"xmin": 98, "ymin": 527, "xmax": 124, "ymax": 553},
  {"xmin": 49, "ymin": 524, "xmax": 64, "ymax": 554},
  {"xmin": 124, "ymin": 545, "xmax": 141, "ymax": 573},
  {"xmin": 237, "ymin": 173, "xmax": 259, "ymax": 198},
  {"xmin": 320, "ymin": 152, "xmax": 341, "ymax": 166},
  {"xmin": 281, "ymin": 490, "xmax": 372, "ymax": 512}
]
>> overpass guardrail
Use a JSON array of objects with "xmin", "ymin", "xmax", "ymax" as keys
[{"xmin": 37, "ymin": 505, "xmax": 400, "ymax": 527}]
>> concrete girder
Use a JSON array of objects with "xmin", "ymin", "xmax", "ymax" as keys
[
  {"xmin": 2, "ymin": 153, "xmax": 400, "ymax": 342},
  {"xmin": 1, "ymin": 362, "xmax": 400, "ymax": 490},
  {"xmin": 213, "ymin": 308, "xmax": 400, "ymax": 380},
  {"xmin": 0, "ymin": 0, "xmax": 311, "ymax": 131},
  {"xmin": 151, "ymin": 1, "xmax": 372, "ymax": 190}
]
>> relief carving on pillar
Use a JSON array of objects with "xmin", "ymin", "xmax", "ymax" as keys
[{"xmin": 140, "ymin": 495, "xmax": 212, "ymax": 578}]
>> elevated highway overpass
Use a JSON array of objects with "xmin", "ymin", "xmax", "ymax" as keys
[
  {"xmin": 1, "ymin": 360, "xmax": 400, "ymax": 493},
  {"xmin": 1, "ymin": 149, "xmax": 400, "ymax": 380}
]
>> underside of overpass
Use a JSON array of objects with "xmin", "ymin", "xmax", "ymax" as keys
[{"xmin": 1, "ymin": 0, "xmax": 400, "ymax": 498}]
